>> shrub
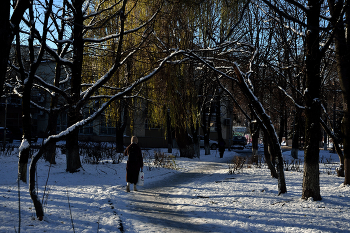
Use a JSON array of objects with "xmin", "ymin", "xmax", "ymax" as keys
[{"xmin": 228, "ymin": 156, "xmax": 246, "ymax": 174}]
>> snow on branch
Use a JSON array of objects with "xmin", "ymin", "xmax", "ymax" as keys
[
  {"xmin": 278, "ymin": 86, "xmax": 305, "ymax": 109},
  {"xmin": 45, "ymin": 49, "xmax": 186, "ymax": 144}
]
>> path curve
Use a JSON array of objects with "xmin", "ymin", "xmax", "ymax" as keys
[{"xmin": 123, "ymin": 155, "xmax": 233, "ymax": 232}]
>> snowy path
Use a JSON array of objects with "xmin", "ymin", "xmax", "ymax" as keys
[{"xmin": 122, "ymin": 155, "xmax": 233, "ymax": 232}]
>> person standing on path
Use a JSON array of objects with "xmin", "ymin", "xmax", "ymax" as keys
[{"xmin": 124, "ymin": 136, "xmax": 143, "ymax": 192}]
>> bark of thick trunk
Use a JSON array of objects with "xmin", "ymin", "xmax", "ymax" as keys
[
  {"xmin": 66, "ymin": 127, "xmax": 81, "ymax": 172},
  {"xmin": 342, "ymin": 113, "xmax": 350, "ymax": 184},
  {"xmin": 65, "ymin": 0, "xmax": 84, "ymax": 172},
  {"xmin": 302, "ymin": 0, "xmax": 322, "ymax": 201},
  {"xmin": 175, "ymin": 127, "xmax": 194, "ymax": 158},
  {"xmin": 302, "ymin": 162, "xmax": 321, "ymax": 200}
]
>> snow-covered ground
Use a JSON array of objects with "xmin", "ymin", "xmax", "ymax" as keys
[{"xmin": 0, "ymin": 141, "xmax": 349, "ymax": 232}]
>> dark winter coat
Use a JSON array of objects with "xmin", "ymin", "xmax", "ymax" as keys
[{"xmin": 124, "ymin": 143, "xmax": 143, "ymax": 184}]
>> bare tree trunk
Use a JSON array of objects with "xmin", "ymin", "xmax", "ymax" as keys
[
  {"xmin": 175, "ymin": 126, "xmax": 194, "ymax": 158},
  {"xmin": 233, "ymin": 64, "xmax": 287, "ymax": 195},
  {"xmin": 250, "ymin": 119, "xmax": 259, "ymax": 160},
  {"xmin": 66, "ymin": 0, "xmax": 84, "ymax": 172},
  {"xmin": 167, "ymin": 108, "xmax": 173, "ymax": 153},
  {"xmin": 263, "ymin": 133, "xmax": 278, "ymax": 178},
  {"xmin": 291, "ymin": 109, "xmax": 301, "ymax": 159},
  {"xmin": 191, "ymin": 120, "xmax": 200, "ymax": 158},
  {"xmin": 44, "ymin": 10, "xmax": 66, "ymax": 164},
  {"xmin": 115, "ymin": 100, "xmax": 128, "ymax": 153},
  {"xmin": 0, "ymin": 0, "xmax": 30, "ymax": 97},
  {"xmin": 201, "ymin": 104, "xmax": 212, "ymax": 155},
  {"xmin": 216, "ymin": 96, "xmax": 224, "ymax": 158},
  {"xmin": 302, "ymin": 0, "xmax": 322, "ymax": 201},
  {"xmin": 29, "ymin": 148, "xmax": 45, "ymax": 221},
  {"xmin": 328, "ymin": 0, "xmax": 350, "ymax": 184}
]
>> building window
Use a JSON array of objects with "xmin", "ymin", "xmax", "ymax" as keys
[{"xmin": 100, "ymin": 118, "xmax": 115, "ymax": 135}]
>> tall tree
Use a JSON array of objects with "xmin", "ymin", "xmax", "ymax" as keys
[
  {"xmin": 302, "ymin": 0, "xmax": 322, "ymax": 200},
  {"xmin": 327, "ymin": 0, "xmax": 350, "ymax": 184}
]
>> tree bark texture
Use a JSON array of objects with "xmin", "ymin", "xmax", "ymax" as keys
[
  {"xmin": 65, "ymin": 0, "xmax": 84, "ymax": 171},
  {"xmin": 302, "ymin": 0, "xmax": 322, "ymax": 201}
]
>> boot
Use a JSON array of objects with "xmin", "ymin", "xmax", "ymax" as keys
[
  {"xmin": 126, "ymin": 182, "xmax": 130, "ymax": 192},
  {"xmin": 133, "ymin": 184, "xmax": 137, "ymax": 191}
]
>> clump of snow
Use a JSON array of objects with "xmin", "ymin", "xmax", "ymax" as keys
[
  {"xmin": 0, "ymin": 141, "xmax": 349, "ymax": 232},
  {"xmin": 18, "ymin": 139, "xmax": 30, "ymax": 152}
]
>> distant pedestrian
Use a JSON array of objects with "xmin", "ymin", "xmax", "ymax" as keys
[
  {"xmin": 124, "ymin": 136, "xmax": 143, "ymax": 192},
  {"xmin": 219, "ymin": 139, "xmax": 226, "ymax": 158}
]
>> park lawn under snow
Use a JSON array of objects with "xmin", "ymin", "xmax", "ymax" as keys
[{"xmin": 0, "ymin": 141, "xmax": 350, "ymax": 233}]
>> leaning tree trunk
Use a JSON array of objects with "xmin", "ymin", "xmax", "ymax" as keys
[
  {"xmin": 233, "ymin": 64, "xmax": 287, "ymax": 194},
  {"xmin": 302, "ymin": 0, "xmax": 322, "ymax": 201},
  {"xmin": 29, "ymin": 146, "xmax": 46, "ymax": 221}
]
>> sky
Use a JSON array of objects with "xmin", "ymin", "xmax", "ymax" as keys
[{"xmin": 1, "ymin": 140, "xmax": 350, "ymax": 232}]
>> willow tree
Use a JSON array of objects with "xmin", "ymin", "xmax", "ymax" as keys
[
  {"xmin": 143, "ymin": 0, "xmax": 247, "ymax": 157},
  {"xmin": 82, "ymin": 0, "xmax": 163, "ymax": 152},
  {"xmin": 23, "ymin": 0, "xmax": 165, "ymax": 219}
]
